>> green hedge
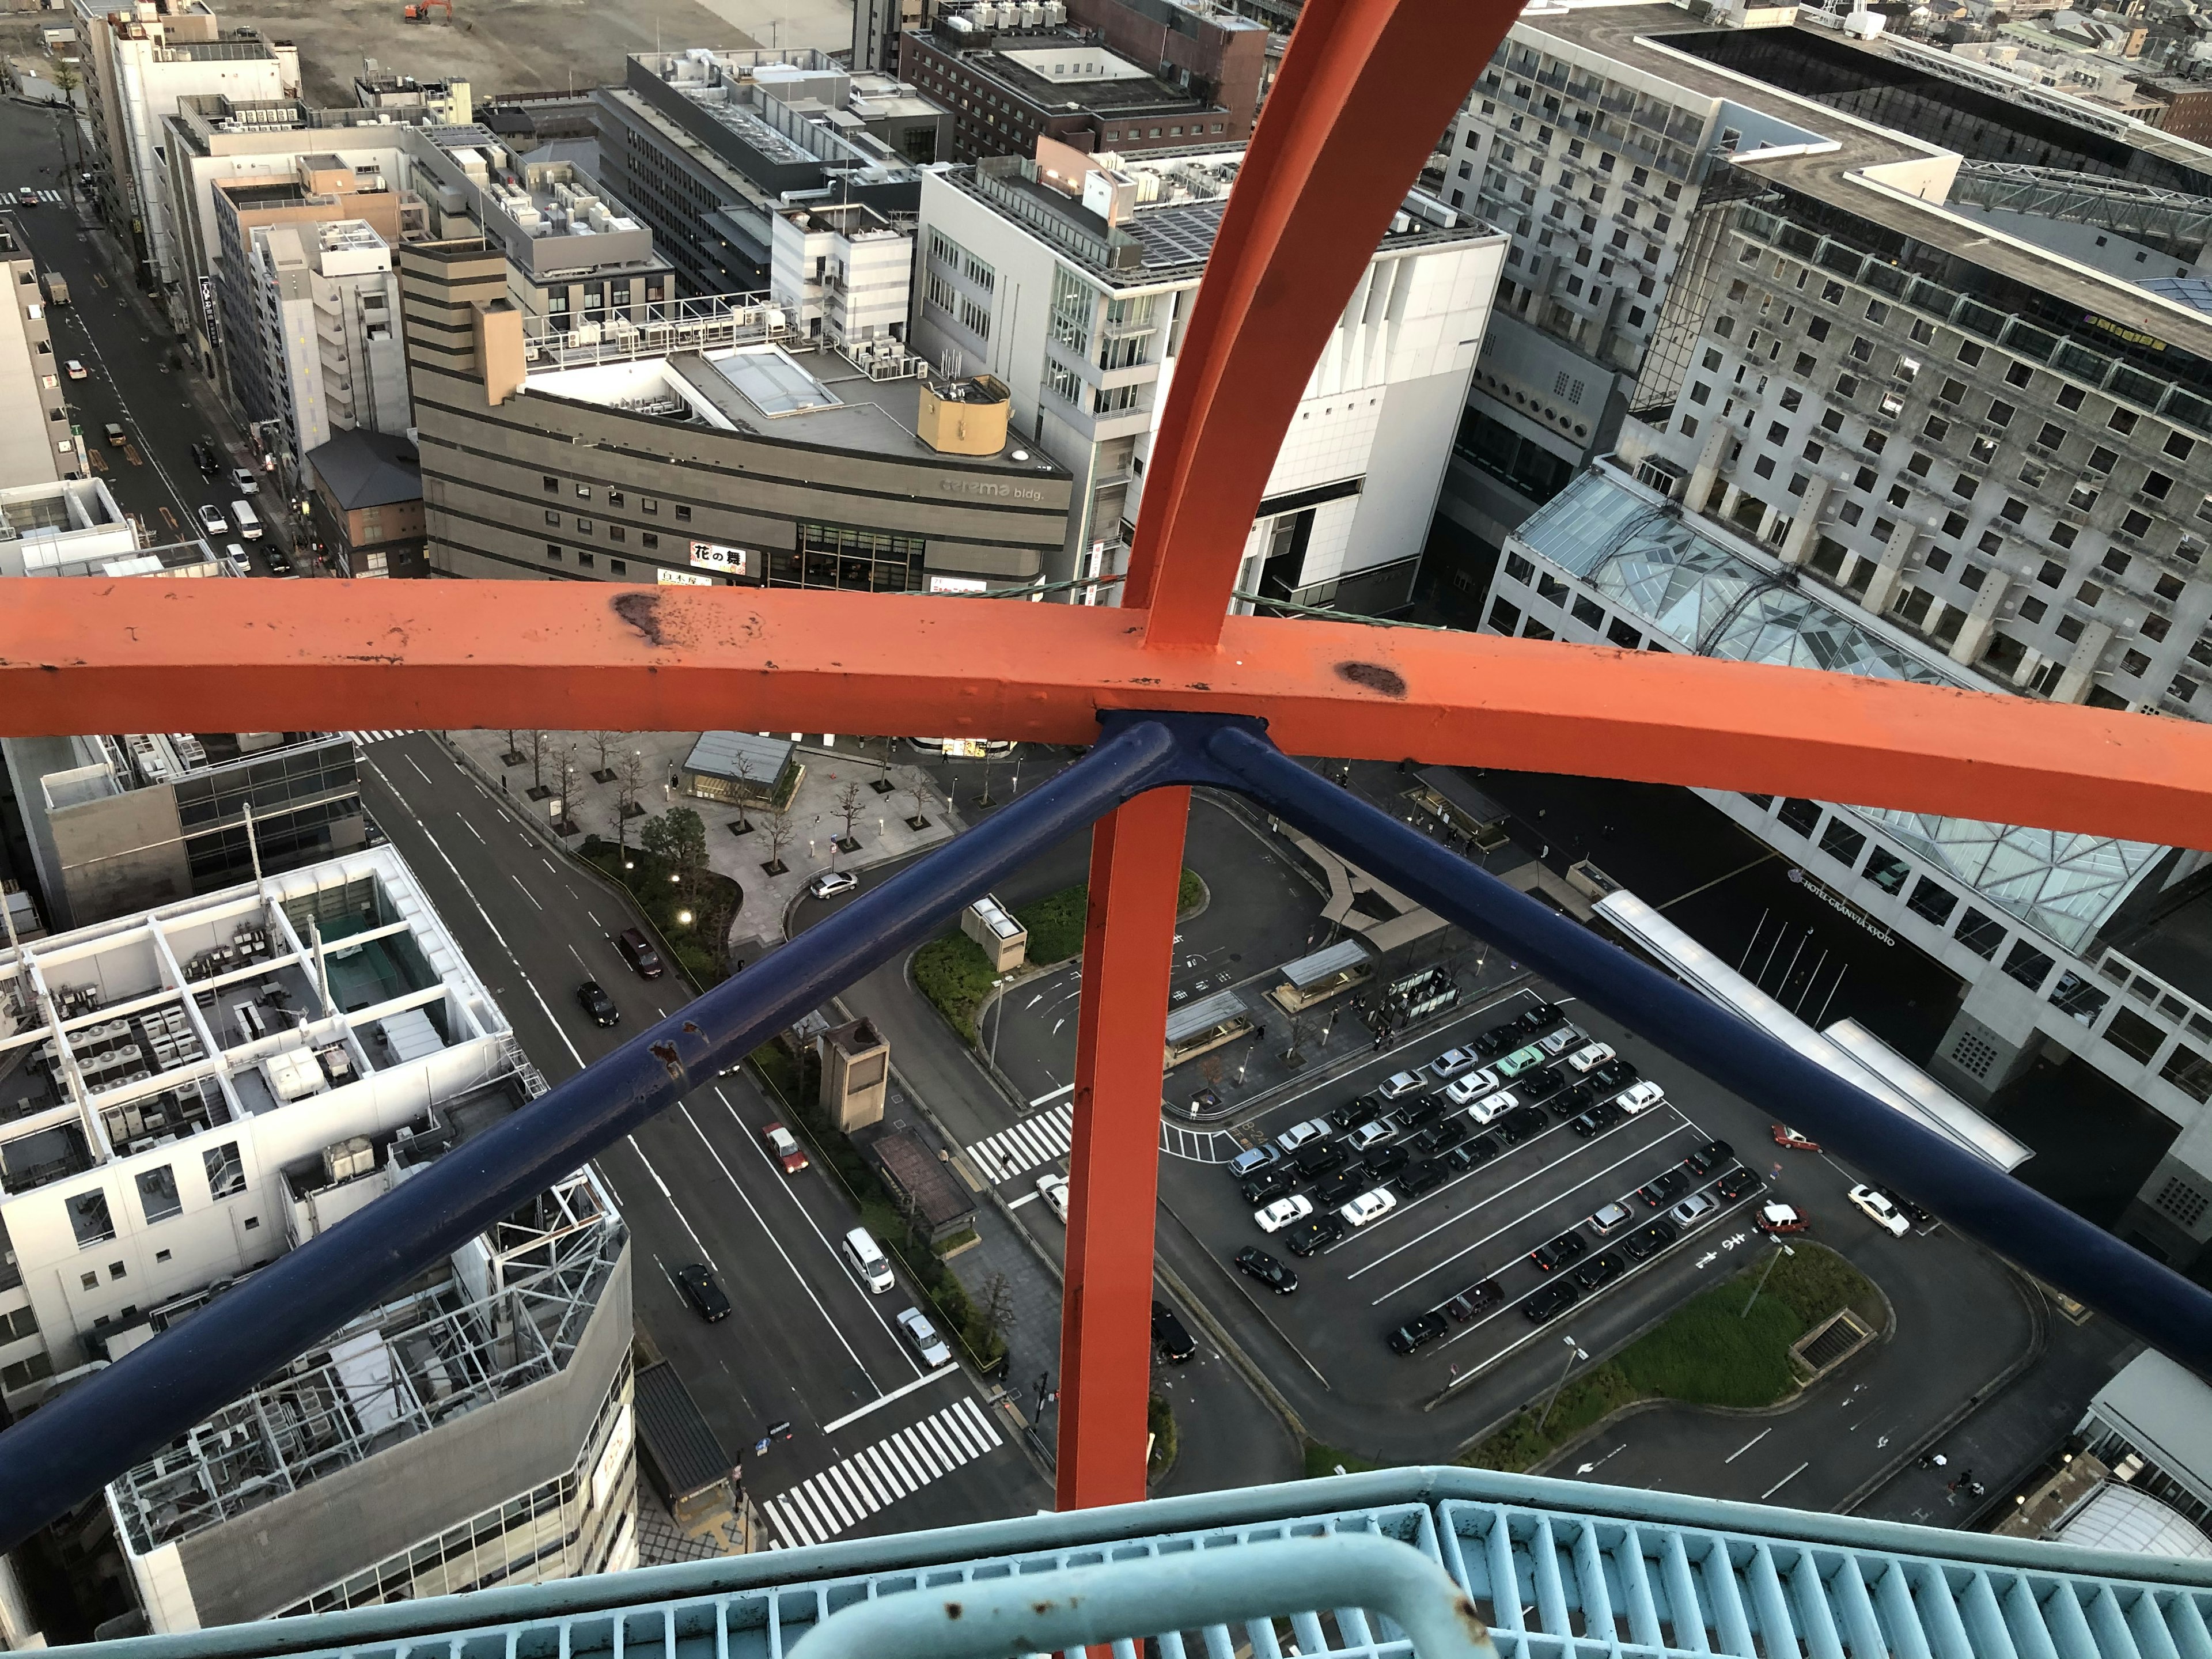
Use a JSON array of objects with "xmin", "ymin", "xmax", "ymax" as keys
[
  {"xmin": 1465, "ymin": 1243, "xmax": 1878, "ymax": 1472},
  {"xmin": 1147, "ymin": 1393, "xmax": 1178, "ymax": 1476},
  {"xmin": 748, "ymin": 1040, "xmax": 1007, "ymax": 1371},
  {"xmin": 912, "ymin": 870, "xmax": 1209, "ymax": 1043}
]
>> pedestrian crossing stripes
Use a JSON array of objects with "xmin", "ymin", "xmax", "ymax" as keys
[
  {"xmin": 760, "ymin": 1396, "xmax": 1005, "ymax": 1550},
  {"xmin": 341, "ymin": 730, "xmax": 416, "ymax": 747},
  {"xmin": 1161, "ymin": 1123, "xmax": 1241, "ymax": 1164},
  {"xmin": 964, "ymin": 1101, "xmax": 1071, "ymax": 1184},
  {"xmin": 24, "ymin": 191, "xmax": 62, "ymax": 204}
]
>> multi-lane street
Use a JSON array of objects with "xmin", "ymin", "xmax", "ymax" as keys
[{"xmin": 351, "ymin": 732, "xmax": 1050, "ymax": 1546}]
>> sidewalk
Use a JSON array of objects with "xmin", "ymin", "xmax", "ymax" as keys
[{"xmin": 443, "ymin": 729, "xmax": 964, "ymax": 952}]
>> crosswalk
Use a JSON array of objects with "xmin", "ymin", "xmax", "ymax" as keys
[
  {"xmin": 965, "ymin": 1101, "xmax": 1072, "ymax": 1184},
  {"xmin": 20, "ymin": 190, "xmax": 62, "ymax": 204},
  {"xmin": 341, "ymin": 730, "xmax": 417, "ymax": 747},
  {"xmin": 1161, "ymin": 1123, "xmax": 1242, "ymax": 1164},
  {"xmin": 760, "ymin": 1396, "xmax": 1004, "ymax": 1550}
]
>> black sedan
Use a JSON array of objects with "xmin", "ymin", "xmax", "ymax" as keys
[
  {"xmin": 1623, "ymin": 1218, "xmax": 1679, "ymax": 1261},
  {"xmin": 673, "ymin": 1263, "xmax": 730, "ymax": 1321},
  {"xmin": 1638, "ymin": 1168, "xmax": 1690, "ymax": 1208},
  {"xmin": 1514, "ymin": 1001, "xmax": 1565, "ymax": 1035},
  {"xmin": 1239, "ymin": 1171, "xmax": 1294, "ymax": 1209},
  {"xmin": 1387, "ymin": 1311, "xmax": 1448, "ymax": 1354},
  {"xmin": 1362, "ymin": 1146, "xmax": 1410, "ymax": 1183},
  {"xmin": 1398, "ymin": 1158, "xmax": 1446, "ymax": 1198},
  {"xmin": 1589, "ymin": 1057, "xmax": 1639, "ymax": 1091},
  {"xmin": 1717, "ymin": 1166, "xmax": 1761, "ymax": 1202},
  {"xmin": 1234, "ymin": 1246, "xmax": 1299, "ymax": 1294},
  {"xmin": 1285, "ymin": 1214, "xmax": 1344, "ymax": 1256},
  {"xmin": 1684, "ymin": 1138, "xmax": 1735, "ymax": 1177},
  {"xmin": 1445, "ymin": 1278, "xmax": 1503, "ymax": 1321},
  {"xmin": 576, "ymin": 980, "xmax": 620, "ymax": 1026},
  {"xmin": 1529, "ymin": 1229, "xmax": 1589, "ymax": 1272},
  {"xmin": 1574, "ymin": 1250, "xmax": 1626, "ymax": 1292},
  {"xmin": 1524, "ymin": 1279, "xmax": 1580, "ymax": 1323}
]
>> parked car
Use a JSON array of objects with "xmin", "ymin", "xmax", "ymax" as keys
[
  {"xmin": 1669, "ymin": 1192, "xmax": 1715, "ymax": 1228},
  {"xmin": 1239, "ymin": 1171, "xmax": 1294, "ymax": 1209},
  {"xmin": 1499, "ymin": 1105, "xmax": 1550, "ymax": 1142},
  {"xmin": 673, "ymin": 1263, "xmax": 730, "ymax": 1322},
  {"xmin": 1683, "ymin": 1139, "xmax": 1735, "ymax": 1177},
  {"xmin": 1514, "ymin": 1001, "xmax": 1565, "ymax": 1035},
  {"xmin": 1386, "ymin": 1312, "xmax": 1448, "ymax": 1354},
  {"xmin": 575, "ymin": 980, "xmax": 619, "ymax": 1027},
  {"xmin": 1362, "ymin": 1146, "xmax": 1410, "ymax": 1183},
  {"xmin": 1538, "ymin": 1024, "xmax": 1584, "ymax": 1056},
  {"xmin": 1623, "ymin": 1218, "xmax": 1679, "ymax": 1261},
  {"xmin": 1255, "ymin": 1194, "xmax": 1314, "ymax": 1233},
  {"xmin": 1574, "ymin": 1250, "xmax": 1626, "ymax": 1291},
  {"xmin": 1327, "ymin": 1099, "xmax": 1374, "ymax": 1132},
  {"xmin": 1494, "ymin": 1043, "xmax": 1548, "ymax": 1078},
  {"xmin": 1444, "ymin": 1278, "xmax": 1503, "ymax": 1321},
  {"xmin": 1445, "ymin": 1074, "xmax": 1505, "ymax": 1109},
  {"xmin": 64, "ymin": 358, "xmax": 86, "ymax": 380},
  {"xmin": 229, "ymin": 466, "xmax": 259, "ymax": 495},
  {"xmin": 897, "ymin": 1305, "xmax": 952, "ymax": 1367},
  {"xmin": 1398, "ymin": 1158, "xmax": 1446, "ymax": 1198},
  {"xmin": 1565, "ymin": 1041, "xmax": 1616, "ymax": 1073},
  {"xmin": 1757, "ymin": 1200, "xmax": 1808, "ymax": 1234},
  {"xmin": 807, "ymin": 869, "xmax": 859, "ymax": 899},
  {"xmin": 1346, "ymin": 1119, "xmax": 1396, "ymax": 1153},
  {"xmin": 1589, "ymin": 1057, "xmax": 1639, "ymax": 1091},
  {"xmin": 191, "ymin": 439, "xmax": 218, "ymax": 472},
  {"xmin": 761, "ymin": 1121, "xmax": 809, "ymax": 1175},
  {"xmin": 1638, "ymin": 1168, "xmax": 1690, "ymax": 1207},
  {"xmin": 1849, "ymin": 1184, "xmax": 1911, "ymax": 1237},
  {"xmin": 1874, "ymin": 1185, "xmax": 1935, "ymax": 1228},
  {"xmin": 1520, "ymin": 1067, "xmax": 1566, "ymax": 1104},
  {"xmin": 616, "ymin": 927, "xmax": 664, "ymax": 978},
  {"xmin": 1291, "ymin": 1140, "xmax": 1349, "ymax": 1180},
  {"xmin": 1528, "ymin": 1230, "xmax": 1588, "ymax": 1272},
  {"xmin": 1276, "ymin": 1117, "xmax": 1331, "ymax": 1155},
  {"xmin": 1339, "ymin": 1187, "xmax": 1398, "ymax": 1228},
  {"xmin": 1771, "ymin": 1124, "xmax": 1821, "ymax": 1152},
  {"xmin": 1716, "ymin": 1167, "xmax": 1762, "ymax": 1202},
  {"xmin": 1377, "ymin": 1070, "xmax": 1427, "ymax": 1099},
  {"xmin": 1397, "ymin": 1097, "xmax": 1446, "ymax": 1131},
  {"xmin": 1613, "ymin": 1080, "xmax": 1665, "ymax": 1115},
  {"xmin": 1233, "ymin": 1246, "xmax": 1298, "ymax": 1294},
  {"xmin": 1315, "ymin": 1169, "xmax": 1368, "ymax": 1211},
  {"xmin": 196, "ymin": 502, "xmax": 229, "ymax": 536},
  {"xmin": 1524, "ymin": 1279, "xmax": 1580, "ymax": 1324},
  {"xmin": 1284, "ymin": 1214, "xmax": 1344, "ymax": 1256},
  {"xmin": 1442, "ymin": 1135, "xmax": 1496, "ymax": 1173},
  {"xmin": 1228, "ymin": 1143, "xmax": 1281, "ymax": 1180},
  {"xmin": 1150, "ymin": 1301, "xmax": 1197, "ymax": 1362},
  {"xmin": 1589, "ymin": 1200, "xmax": 1634, "ymax": 1235},
  {"xmin": 1429, "ymin": 1047, "xmax": 1483, "ymax": 1081},
  {"xmin": 1570, "ymin": 1101, "xmax": 1626, "ymax": 1138},
  {"xmin": 1473, "ymin": 1022, "xmax": 1523, "ymax": 1058},
  {"xmin": 1036, "ymin": 1172, "xmax": 1070, "ymax": 1223}
]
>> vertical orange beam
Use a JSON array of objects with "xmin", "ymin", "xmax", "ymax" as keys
[{"xmin": 1056, "ymin": 786, "xmax": 1191, "ymax": 1508}]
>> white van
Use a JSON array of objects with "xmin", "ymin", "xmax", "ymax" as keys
[
  {"xmin": 230, "ymin": 498, "xmax": 263, "ymax": 540},
  {"xmin": 843, "ymin": 1226, "xmax": 893, "ymax": 1293}
]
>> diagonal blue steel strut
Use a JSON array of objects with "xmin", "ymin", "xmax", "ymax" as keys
[{"xmin": 0, "ymin": 710, "xmax": 2205, "ymax": 1552}]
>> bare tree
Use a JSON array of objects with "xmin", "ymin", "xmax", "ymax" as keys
[
  {"xmin": 872, "ymin": 743, "xmax": 895, "ymax": 794},
  {"xmin": 588, "ymin": 729, "xmax": 628, "ymax": 783},
  {"xmin": 728, "ymin": 748, "xmax": 757, "ymax": 834},
  {"xmin": 761, "ymin": 806, "xmax": 796, "ymax": 874},
  {"xmin": 528, "ymin": 729, "xmax": 547, "ymax": 793},
  {"xmin": 545, "ymin": 740, "xmax": 579, "ymax": 831},
  {"xmin": 502, "ymin": 727, "xmax": 524, "ymax": 766},
  {"xmin": 899, "ymin": 776, "xmax": 930, "ymax": 830},
  {"xmin": 834, "ymin": 779, "xmax": 865, "ymax": 850},
  {"xmin": 612, "ymin": 748, "xmax": 649, "ymax": 853}
]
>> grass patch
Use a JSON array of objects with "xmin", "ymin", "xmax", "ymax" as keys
[
  {"xmin": 1148, "ymin": 1393, "xmax": 1178, "ymax": 1476},
  {"xmin": 749, "ymin": 1039, "xmax": 1007, "ymax": 1372},
  {"xmin": 1304, "ymin": 1442, "xmax": 1389, "ymax": 1479},
  {"xmin": 1463, "ymin": 1243, "xmax": 1878, "ymax": 1473},
  {"xmin": 913, "ymin": 871, "xmax": 1207, "ymax": 1042},
  {"xmin": 578, "ymin": 835, "xmax": 741, "ymax": 990}
]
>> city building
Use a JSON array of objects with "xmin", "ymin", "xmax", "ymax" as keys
[
  {"xmin": 161, "ymin": 95, "xmax": 437, "ymax": 378},
  {"xmin": 304, "ymin": 427, "xmax": 426, "ymax": 578},
  {"xmin": 1062, "ymin": 0, "xmax": 1268, "ymax": 141},
  {"xmin": 352, "ymin": 71, "xmax": 472, "ymax": 126},
  {"xmin": 770, "ymin": 199, "xmax": 915, "ymax": 344},
  {"xmin": 1466, "ymin": 9, "xmax": 2212, "ymax": 1264},
  {"xmin": 72, "ymin": 0, "xmax": 294, "ymax": 293},
  {"xmin": 900, "ymin": 16, "xmax": 1242, "ymax": 164},
  {"xmin": 0, "ymin": 210, "xmax": 69, "ymax": 490},
  {"xmin": 911, "ymin": 141, "xmax": 1503, "ymax": 611},
  {"xmin": 593, "ymin": 50, "xmax": 942, "ymax": 297},
  {"xmin": 396, "ymin": 239, "xmax": 1071, "ymax": 590},
  {"xmin": 236, "ymin": 218, "xmax": 411, "ymax": 472},
  {"xmin": 0, "ymin": 844, "xmax": 633, "ymax": 1626}
]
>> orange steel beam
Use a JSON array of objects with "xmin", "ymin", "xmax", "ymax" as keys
[
  {"xmin": 5, "ymin": 579, "xmax": 2209, "ymax": 849},
  {"xmin": 1056, "ymin": 789, "xmax": 1191, "ymax": 1509},
  {"xmin": 1122, "ymin": 0, "xmax": 1515, "ymax": 649}
]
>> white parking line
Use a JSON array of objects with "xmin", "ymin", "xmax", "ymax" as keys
[
  {"xmin": 1030, "ymin": 1082, "xmax": 1074, "ymax": 1107},
  {"xmin": 820, "ymin": 1364, "xmax": 957, "ymax": 1434}
]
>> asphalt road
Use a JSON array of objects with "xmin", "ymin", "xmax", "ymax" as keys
[
  {"xmin": 353, "ymin": 733, "xmax": 1050, "ymax": 1543},
  {"xmin": 0, "ymin": 99, "xmax": 289, "ymax": 570}
]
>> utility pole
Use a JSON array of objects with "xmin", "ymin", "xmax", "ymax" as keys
[
  {"xmin": 1536, "ymin": 1334, "xmax": 1589, "ymax": 1433},
  {"xmin": 1741, "ymin": 1243, "xmax": 1796, "ymax": 1320}
]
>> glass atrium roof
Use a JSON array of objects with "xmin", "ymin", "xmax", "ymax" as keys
[{"xmin": 1515, "ymin": 470, "xmax": 2164, "ymax": 952}]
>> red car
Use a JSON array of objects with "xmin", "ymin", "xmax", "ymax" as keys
[
  {"xmin": 762, "ymin": 1121, "xmax": 809, "ymax": 1175},
  {"xmin": 1757, "ymin": 1201, "xmax": 1809, "ymax": 1234},
  {"xmin": 1771, "ymin": 1124, "xmax": 1821, "ymax": 1152}
]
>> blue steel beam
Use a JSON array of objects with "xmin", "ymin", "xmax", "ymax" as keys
[{"xmin": 2, "ymin": 710, "xmax": 2210, "ymax": 1551}]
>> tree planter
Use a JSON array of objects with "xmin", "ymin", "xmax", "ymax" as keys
[
  {"xmin": 870, "ymin": 778, "xmax": 896, "ymax": 793},
  {"xmin": 904, "ymin": 815, "xmax": 931, "ymax": 831},
  {"xmin": 499, "ymin": 751, "xmax": 527, "ymax": 768},
  {"xmin": 762, "ymin": 859, "xmax": 789, "ymax": 876},
  {"xmin": 834, "ymin": 835, "xmax": 861, "ymax": 854},
  {"xmin": 727, "ymin": 819, "xmax": 753, "ymax": 836},
  {"xmin": 590, "ymin": 768, "xmax": 616, "ymax": 784}
]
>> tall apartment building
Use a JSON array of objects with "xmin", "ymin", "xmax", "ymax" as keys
[
  {"xmin": 911, "ymin": 142, "xmax": 1503, "ymax": 611},
  {"xmin": 0, "ymin": 844, "xmax": 632, "ymax": 1627},
  {"xmin": 0, "ymin": 210, "xmax": 69, "ymax": 490},
  {"xmin": 162, "ymin": 95, "xmax": 437, "ymax": 377},
  {"xmin": 73, "ymin": 0, "xmax": 293, "ymax": 294},
  {"xmin": 593, "ymin": 50, "xmax": 943, "ymax": 296},
  {"xmin": 398, "ymin": 240, "xmax": 1070, "ymax": 590},
  {"xmin": 238, "ymin": 219, "xmax": 411, "ymax": 470},
  {"xmin": 770, "ymin": 200, "xmax": 914, "ymax": 344},
  {"xmin": 1466, "ymin": 7, "xmax": 2212, "ymax": 1267}
]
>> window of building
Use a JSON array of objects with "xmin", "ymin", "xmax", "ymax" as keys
[
  {"xmin": 1906, "ymin": 877, "xmax": 1957, "ymax": 926},
  {"xmin": 1777, "ymin": 797, "xmax": 1822, "ymax": 836},
  {"xmin": 787, "ymin": 522, "xmax": 927, "ymax": 593},
  {"xmin": 2046, "ymin": 971, "xmax": 2108, "ymax": 1025},
  {"xmin": 1863, "ymin": 844, "xmax": 1910, "ymax": 894},
  {"xmin": 1505, "ymin": 552, "xmax": 1535, "ymax": 584},
  {"xmin": 958, "ymin": 294, "xmax": 991, "ymax": 338},
  {"xmin": 204, "ymin": 1141, "xmax": 244, "ymax": 1198},
  {"xmin": 137, "ymin": 1165, "xmax": 181, "ymax": 1225},
  {"xmin": 1818, "ymin": 817, "xmax": 1865, "ymax": 867},
  {"xmin": 2105, "ymin": 1006, "xmax": 2165, "ymax": 1063},
  {"xmin": 641, "ymin": 532, "xmax": 659, "ymax": 551},
  {"xmin": 1987, "ymin": 399, "xmax": 2015, "ymax": 427},
  {"xmin": 1490, "ymin": 596, "xmax": 1522, "ymax": 633},
  {"xmin": 1953, "ymin": 907, "xmax": 2006, "ymax": 959},
  {"xmin": 642, "ymin": 496, "xmax": 659, "ymax": 515},
  {"xmin": 2058, "ymin": 384, "xmax": 2085, "ymax": 411},
  {"xmin": 107, "ymin": 1260, "xmax": 125, "ymax": 1281},
  {"xmin": 2001, "ymin": 938, "xmax": 2055, "ymax": 991},
  {"xmin": 2160, "ymin": 1043, "xmax": 2212, "ymax": 1102},
  {"xmin": 2086, "ymin": 445, "xmax": 2118, "ymax": 474},
  {"xmin": 541, "ymin": 475, "xmax": 559, "ymax": 493},
  {"xmin": 67, "ymin": 1190, "xmax": 114, "ymax": 1248},
  {"xmin": 1605, "ymin": 616, "xmax": 1642, "ymax": 649},
  {"xmin": 545, "ymin": 544, "xmax": 562, "ymax": 562},
  {"xmin": 1570, "ymin": 594, "xmax": 1604, "ymax": 629},
  {"xmin": 575, "ymin": 483, "xmax": 591, "ymax": 501},
  {"xmin": 608, "ymin": 490, "xmax": 624, "ymax": 509},
  {"xmin": 675, "ymin": 505, "xmax": 691, "ymax": 522},
  {"xmin": 545, "ymin": 510, "xmax": 560, "ymax": 527},
  {"xmin": 577, "ymin": 551, "xmax": 594, "ymax": 569}
]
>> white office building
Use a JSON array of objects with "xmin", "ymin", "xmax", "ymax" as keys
[
  {"xmin": 244, "ymin": 218, "xmax": 411, "ymax": 464},
  {"xmin": 912, "ymin": 145, "xmax": 1506, "ymax": 611}
]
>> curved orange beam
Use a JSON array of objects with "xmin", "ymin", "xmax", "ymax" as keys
[
  {"xmin": 2, "ymin": 578, "xmax": 2207, "ymax": 848},
  {"xmin": 1122, "ymin": 0, "xmax": 1512, "ymax": 649}
]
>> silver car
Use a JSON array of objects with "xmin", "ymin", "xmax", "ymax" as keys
[
  {"xmin": 1668, "ymin": 1192, "xmax": 1716, "ymax": 1229},
  {"xmin": 1429, "ymin": 1047, "xmax": 1482, "ymax": 1080},
  {"xmin": 896, "ymin": 1305, "xmax": 953, "ymax": 1368}
]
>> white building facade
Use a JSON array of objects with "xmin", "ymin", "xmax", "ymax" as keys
[{"xmin": 247, "ymin": 218, "xmax": 411, "ymax": 463}]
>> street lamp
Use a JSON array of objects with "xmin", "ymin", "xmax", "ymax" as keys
[
  {"xmin": 988, "ymin": 974, "xmax": 1013, "ymax": 1067},
  {"xmin": 1537, "ymin": 1334, "xmax": 1589, "ymax": 1433},
  {"xmin": 676, "ymin": 909, "xmax": 694, "ymax": 927},
  {"xmin": 1741, "ymin": 1243, "xmax": 1796, "ymax": 1320}
]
